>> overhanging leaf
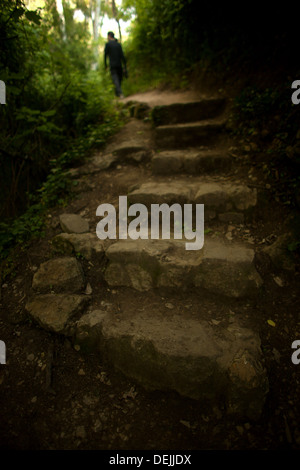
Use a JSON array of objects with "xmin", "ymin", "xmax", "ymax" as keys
[{"xmin": 25, "ymin": 10, "xmax": 41, "ymax": 25}]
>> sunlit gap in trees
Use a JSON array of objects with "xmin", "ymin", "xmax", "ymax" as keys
[{"xmin": 25, "ymin": 0, "xmax": 133, "ymax": 41}]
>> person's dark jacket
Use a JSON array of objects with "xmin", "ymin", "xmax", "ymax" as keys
[{"xmin": 104, "ymin": 40, "xmax": 126, "ymax": 70}]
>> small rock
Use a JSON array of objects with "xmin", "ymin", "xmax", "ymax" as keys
[
  {"xmin": 78, "ymin": 368, "xmax": 85, "ymax": 376},
  {"xmin": 75, "ymin": 425, "xmax": 86, "ymax": 439},
  {"xmin": 273, "ymin": 276, "xmax": 284, "ymax": 287},
  {"xmin": 83, "ymin": 394, "xmax": 97, "ymax": 406},
  {"xmin": 84, "ymin": 283, "xmax": 93, "ymax": 295},
  {"xmin": 32, "ymin": 257, "xmax": 85, "ymax": 294},
  {"xmin": 25, "ymin": 294, "xmax": 89, "ymax": 334},
  {"xmin": 123, "ymin": 387, "xmax": 138, "ymax": 400},
  {"xmin": 59, "ymin": 213, "xmax": 89, "ymax": 234},
  {"xmin": 100, "ymin": 301, "xmax": 112, "ymax": 309},
  {"xmin": 165, "ymin": 303, "xmax": 175, "ymax": 309},
  {"xmin": 27, "ymin": 354, "xmax": 35, "ymax": 361},
  {"xmin": 180, "ymin": 420, "xmax": 191, "ymax": 428},
  {"xmin": 93, "ymin": 420, "xmax": 103, "ymax": 432},
  {"xmin": 272, "ymin": 348, "xmax": 281, "ymax": 363}
]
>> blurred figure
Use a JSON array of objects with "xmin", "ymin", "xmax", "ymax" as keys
[{"xmin": 104, "ymin": 31, "xmax": 127, "ymax": 98}]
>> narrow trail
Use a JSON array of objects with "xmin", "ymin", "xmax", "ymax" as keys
[{"xmin": 0, "ymin": 88, "xmax": 300, "ymax": 450}]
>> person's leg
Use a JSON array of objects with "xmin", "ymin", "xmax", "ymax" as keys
[
  {"xmin": 117, "ymin": 67, "xmax": 124, "ymax": 97},
  {"xmin": 110, "ymin": 67, "xmax": 122, "ymax": 97}
]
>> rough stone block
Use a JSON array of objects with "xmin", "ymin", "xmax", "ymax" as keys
[
  {"xmin": 59, "ymin": 214, "xmax": 90, "ymax": 234},
  {"xmin": 32, "ymin": 257, "xmax": 85, "ymax": 294},
  {"xmin": 26, "ymin": 294, "xmax": 89, "ymax": 335},
  {"xmin": 74, "ymin": 308, "xmax": 268, "ymax": 420}
]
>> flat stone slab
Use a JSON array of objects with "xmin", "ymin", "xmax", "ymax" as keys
[
  {"xmin": 104, "ymin": 238, "xmax": 262, "ymax": 297},
  {"xmin": 65, "ymin": 154, "xmax": 119, "ymax": 178},
  {"xmin": 52, "ymin": 232, "xmax": 107, "ymax": 260},
  {"xmin": 106, "ymin": 142, "xmax": 151, "ymax": 161},
  {"xmin": 32, "ymin": 257, "xmax": 85, "ymax": 294},
  {"xmin": 74, "ymin": 308, "xmax": 268, "ymax": 420},
  {"xmin": 59, "ymin": 213, "xmax": 90, "ymax": 234},
  {"xmin": 194, "ymin": 182, "xmax": 257, "ymax": 211},
  {"xmin": 89, "ymin": 153, "xmax": 118, "ymax": 171},
  {"xmin": 155, "ymin": 119, "xmax": 227, "ymax": 149},
  {"xmin": 26, "ymin": 294, "xmax": 89, "ymax": 335},
  {"xmin": 128, "ymin": 180, "xmax": 257, "ymax": 221},
  {"xmin": 151, "ymin": 98, "xmax": 226, "ymax": 125},
  {"xmin": 129, "ymin": 181, "xmax": 194, "ymax": 206},
  {"xmin": 152, "ymin": 149, "xmax": 231, "ymax": 174},
  {"xmin": 104, "ymin": 119, "xmax": 153, "ymax": 163}
]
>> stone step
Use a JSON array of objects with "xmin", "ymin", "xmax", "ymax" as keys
[
  {"xmin": 154, "ymin": 119, "xmax": 227, "ymax": 150},
  {"xmin": 128, "ymin": 180, "xmax": 257, "ymax": 223},
  {"xmin": 52, "ymin": 232, "xmax": 108, "ymax": 261},
  {"xmin": 26, "ymin": 294, "xmax": 90, "ymax": 335},
  {"xmin": 106, "ymin": 143, "xmax": 151, "ymax": 163},
  {"xmin": 74, "ymin": 307, "xmax": 269, "ymax": 420},
  {"xmin": 32, "ymin": 257, "xmax": 86, "ymax": 294},
  {"xmin": 99, "ymin": 118, "xmax": 153, "ymax": 164},
  {"xmin": 104, "ymin": 238, "xmax": 262, "ymax": 298},
  {"xmin": 151, "ymin": 98, "xmax": 227, "ymax": 126},
  {"xmin": 152, "ymin": 149, "xmax": 232, "ymax": 175}
]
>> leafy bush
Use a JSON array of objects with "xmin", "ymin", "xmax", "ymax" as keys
[
  {"xmin": 0, "ymin": 1, "xmax": 119, "ymax": 219},
  {"xmin": 121, "ymin": 0, "xmax": 299, "ymax": 94},
  {"xmin": 232, "ymin": 85, "xmax": 300, "ymax": 146},
  {"xmin": 0, "ymin": 1, "xmax": 126, "ymax": 278}
]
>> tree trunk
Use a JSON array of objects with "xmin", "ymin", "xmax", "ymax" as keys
[
  {"xmin": 111, "ymin": 0, "xmax": 122, "ymax": 42},
  {"xmin": 56, "ymin": 0, "xmax": 67, "ymax": 40},
  {"xmin": 93, "ymin": 0, "xmax": 101, "ymax": 41},
  {"xmin": 90, "ymin": 0, "xmax": 102, "ymax": 69}
]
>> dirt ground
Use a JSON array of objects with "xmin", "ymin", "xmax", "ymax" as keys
[{"xmin": 0, "ymin": 91, "xmax": 300, "ymax": 452}]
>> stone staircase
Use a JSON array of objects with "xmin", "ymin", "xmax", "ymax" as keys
[{"xmin": 25, "ymin": 94, "xmax": 269, "ymax": 421}]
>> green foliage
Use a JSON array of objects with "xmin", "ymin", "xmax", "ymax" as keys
[
  {"xmin": 121, "ymin": 0, "xmax": 299, "ymax": 94},
  {"xmin": 122, "ymin": 0, "xmax": 197, "ymax": 86},
  {"xmin": 231, "ymin": 84, "xmax": 300, "ymax": 209},
  {"xmin": 0, "ymin": 106, "xmax": 123, "ymax": 278},
  {"xmin": 0, "ymin": 0, "xmax": 120, "ymax": 218},
  {"xmin": 234, "ymin": 87, "xmax": 285, "ymax": 129},
  {"xmin": 232, "ymin": 85, "xmax": 300, "ymax": 150},
  {"xmin": 287, "ymin": 241, "xmax": 300, "ymax": 253},
  {"xmin": 0, "ymin": 0, "xmax": 126, "ymax": 279},
  {"xmin": 0, "ymin": 205, "xmax": 44, "ymax": 260}
]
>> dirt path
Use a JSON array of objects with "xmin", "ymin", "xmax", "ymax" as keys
[
  {"xmin": 0, "ymin": 89, "xmax": 300, "ymax": 451},
  {"xmin": 122, "ymin": 89, "xmax": 208, "ymax": 106}
]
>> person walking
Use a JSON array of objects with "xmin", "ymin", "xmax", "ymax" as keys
[{"xmin": 104, "ymin": 31, "xmax": 127, "ymax": 98}]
